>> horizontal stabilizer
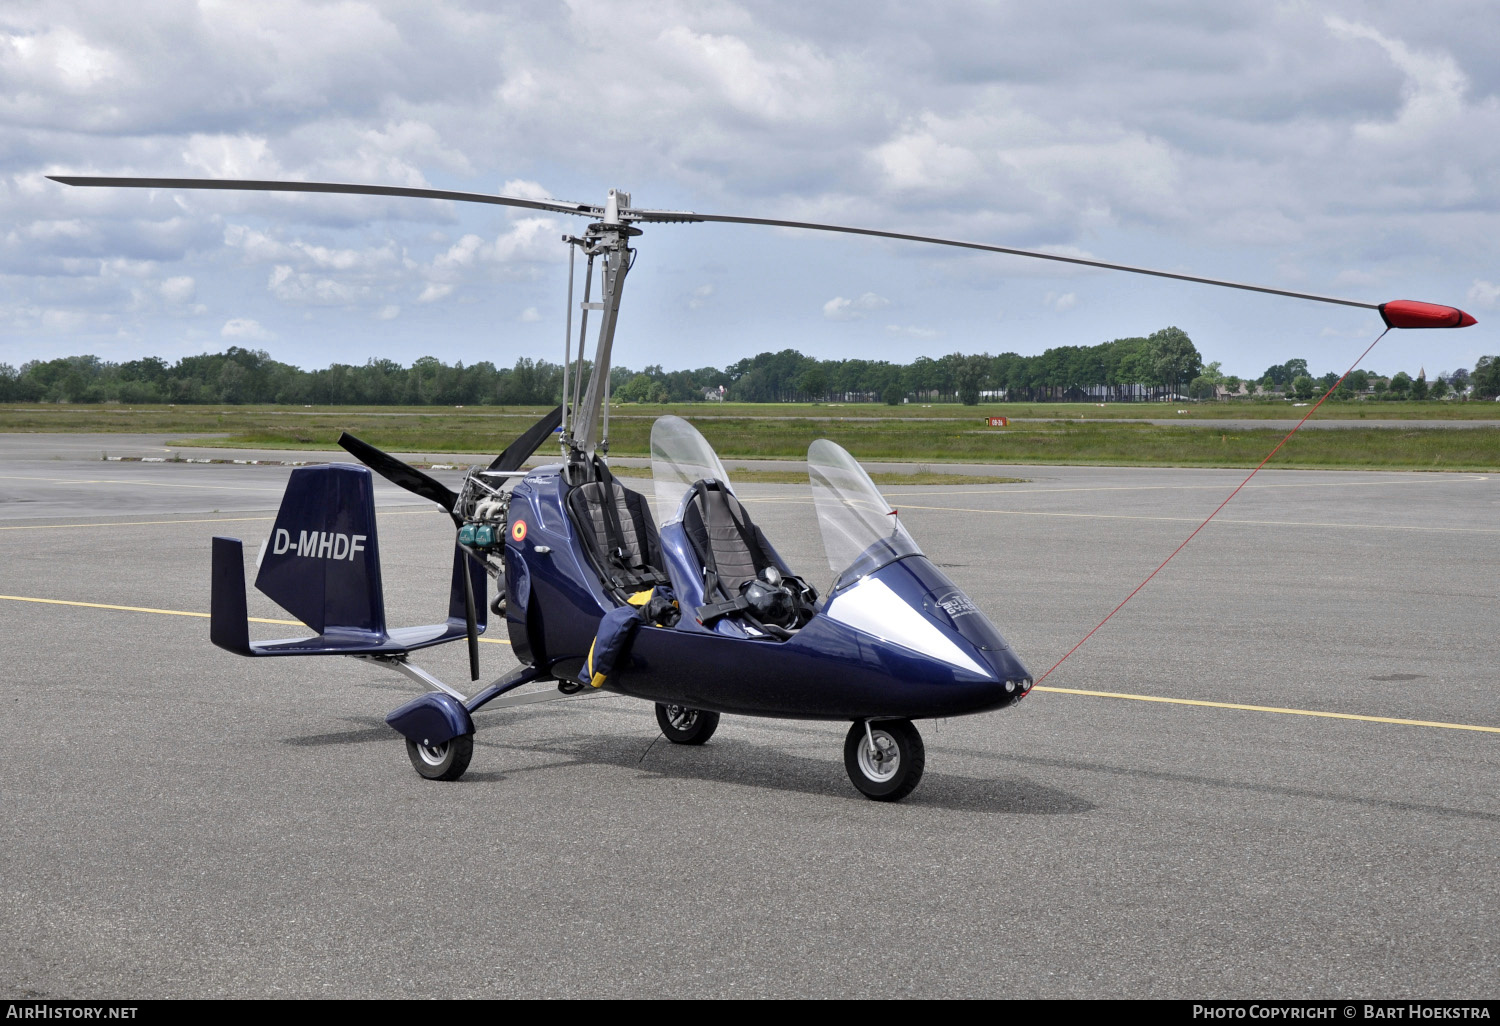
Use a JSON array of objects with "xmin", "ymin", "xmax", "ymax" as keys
[
  {"xmin": 209, "ymin": 463, "xmax": 487, "ymax": 659},
  {"xmin": 211, "ymin": 536, "xmax": 486, "ymax": 657}
]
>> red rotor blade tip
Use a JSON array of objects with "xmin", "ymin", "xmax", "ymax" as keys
[{"xmin": 1379, "ymin": 300, "xmax": 1477, "ymax": 329}]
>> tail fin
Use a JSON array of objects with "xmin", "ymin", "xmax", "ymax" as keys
[{"xmin": 254, "ymin": 464, "xmax": 386, "ymax": 636}]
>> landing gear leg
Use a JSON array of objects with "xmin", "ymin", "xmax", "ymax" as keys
[{"xmin": 843, "ymin": 719, "xmax": 924, "ymax": 801}]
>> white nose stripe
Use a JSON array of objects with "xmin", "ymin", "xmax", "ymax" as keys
[{"xmin": 823, "ymin": 577, "xmax": 988, "ymax": 677}]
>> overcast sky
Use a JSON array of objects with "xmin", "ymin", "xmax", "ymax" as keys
[{"xmin": 3, "ymin": 0, "xmax": 1497, "ymax": 380}]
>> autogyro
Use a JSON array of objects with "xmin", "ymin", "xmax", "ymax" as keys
[{"xmin": 49, "ymin": 175, "xmax": 1477, "ymax": 801}]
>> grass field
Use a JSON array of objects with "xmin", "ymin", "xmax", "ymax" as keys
[
  {"xmin": 4, "ymin": 399, "xmax": 1500, "ymax": 431},
  {"xmin": 3, "ymin": 401, "xmax": 1498, "ymax": 471}
]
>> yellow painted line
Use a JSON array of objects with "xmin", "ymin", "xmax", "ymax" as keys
[
  {"xmin": 1, "ymin": 593, "xmax": 291, "ymax": 624},
  {"xmin": 5, "ymin": 595, "xmax": 1486, "ymax": 731},
  {"xmin": 0, "ymin": 509, "xmax": 437, "ymax": 531},
  {"xmin": 0, "ymin": 473, "xmax": 290, "ymax": 495},
  {"xmin": 1, "ymin": 515, "xmax": 279, "ymax": 532},
  {"xmin": 1034, "ymin": 685, "xmax": 1500, "ymax": 735},
  {"xmin": 0, "ymin": 594, "xmax": 511, "ymax": 644}
]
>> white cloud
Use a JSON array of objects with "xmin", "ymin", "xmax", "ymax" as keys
[
  {"xmin": 182, "ymin": 133, "xmax": 284, "ymax": 180},
  {"xmin": 885, "ymin": 324, "xmax": 939, "ymax": 339},
  {"xmin": 418, "ymin": 283, "xmax": 453, "ymax": 303},
  {"xmin": 159, "ymin": 276, "xmax": 194, "ymax": 305},
  {"xmin": 225, "ymin": 225, "xmax": 397, "ymax": 271},
  {"xmin": 100, "ymin": 257, "xmax": 158, "ymax": 278},
  {"xmin": 267, "ymin": 264, "xmax": 368, "ymax": 305},
  {"xmin": 1044, "ymin": 291, "xmax": 1078, "ymax": 312},
  {"xmin": 40, "ymin": 309, "xmax": 88, "ymax": 332},
  {"xmin": 1467, "ymin": 280, "xmax": 1500, "ymax": 309},
  {"xmin": 823, "ymin": 292, "xmax": 890, "ymax": 320},
  {"xmin": 500, "ymin": 179, "xmax": 556, "ymax": 203},
  {"xmin": 1, "ymin": 27, "xmax": 121, "ymax": 92},
  {"xmin": 867, "ymin": 103, "xmax": 1180, "ymax": 233},
  {"xmin": 1326, "ymin": 17, "xmax": 1467, "ymax": 142},
  {"xmin": 688, "ymin": 283, "xmax": 714, "ymax": 310},
  {"xmin": 653, "ymin": 24, "xmax": 838, "ymax": 124},
  {"xmin": 518, "ymin": 306, "xmax": 540, "ymax": 322},
  {"xmin": 222, "ymin": 317, "xmax": 274, "ymax": 340},
  {"xmin": 376, "ymin": 304, "xmax": 400, "ymax": 320},
  {"xmin": 872, "ymin": 127, "xmax": 985, "ymax": 194}
]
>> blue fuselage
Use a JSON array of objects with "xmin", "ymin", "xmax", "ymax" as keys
[{"xmin": 504, "ymin": 466, "xmax": 1032, "ymax": 721}]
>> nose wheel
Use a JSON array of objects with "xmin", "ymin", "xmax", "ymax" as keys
[{"xmin": 844, "ymin": 719, "xmax": 925, "ymax": 801}]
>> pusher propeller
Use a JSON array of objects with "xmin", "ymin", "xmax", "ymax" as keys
[
  {"xmin": 337, "ymin": 431, "xmax": 460, "ymax": 524},
  {"xmin": 336, "ymin": 431, "xmax": 478, "ymax": 677},
  {"xmin": 336, "ymin": 407, "xmax": 568, "ymax": 681},
  {"xmin": 489, "ymin": 405, "xmax": 562, "ymax": 472}
]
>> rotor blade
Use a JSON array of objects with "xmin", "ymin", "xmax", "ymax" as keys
[
  {"xmin": 462, "ymin": 560, "xmax": 480, "ymax": 682},
  {"xmin": 629, "ymin": 209, "xmax": 1380, "ymax": 311},
  {"xmin": 53, "ymin": 174, "xmax": 1455, "ymax": 316},
  {"xmin": 337, "ymin": 431, "xmax": 460, "ymax": 522},
  {"xmin": 489, "ymin": 404, "xmax": 564, "ymax": 472},
  {"xmin": 47, "ymin": 175, "xmax": 602, "ymax": 219}
]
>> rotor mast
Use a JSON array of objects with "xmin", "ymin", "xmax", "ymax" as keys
[{"xmin": 564, "ymin": 189, "xmax": 638, "ymax": 462}]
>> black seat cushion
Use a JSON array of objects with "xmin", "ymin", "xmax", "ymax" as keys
[
  {"xmin": 567, "ymin": 479, "xmax": 665, "ymax": 587},
  {"xmin": 682, "ymin": 484, "xmax": 778, "ymax": 596}
]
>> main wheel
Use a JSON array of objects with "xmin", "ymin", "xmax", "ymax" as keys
[
  {"xmin": 655, "ymin": 703, "xmax": 720, "ymax": 745},
  {"xmin": 844, "ymin": 719, "xmax": 925, "ymax": 801},
  {"xmin": 405, "ymin": 734, "xmax": 474, "ymax": 781}
]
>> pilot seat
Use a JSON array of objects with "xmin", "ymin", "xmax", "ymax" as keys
[
  {"xmin": 679, "ymin": 480, "xmax": 817, "ymax": 637},
  {"xmin": 566, "ymin": 459, "xmax": 672, "ymax": 604}
]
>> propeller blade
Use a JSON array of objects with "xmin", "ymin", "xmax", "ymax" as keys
[
  {"xmin": 47, "ymin": 175, "xmax": 602, "ymax": 219},
  {"xmin": 462, "ymin": 558, "xmax": 480, "ymax": 682},
  {"xmin": 337, "ymin": 432, "xmax": 460, "ymax": 522},
  {"xmin": 489, "ymin": 405, "xmax": 564, "ymax": 472}
]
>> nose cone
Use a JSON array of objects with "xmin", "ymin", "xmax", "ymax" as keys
[{"xmin": 821, "ymin": 556, "xmax": 1032, "ymax": 712}]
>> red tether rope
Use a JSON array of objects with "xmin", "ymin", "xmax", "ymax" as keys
[{"xmin": 1033, "ymin": 329, "xmax": 1391, "ymax": 685}]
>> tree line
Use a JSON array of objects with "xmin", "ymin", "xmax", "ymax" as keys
[{"xmin": 4, "ymin": 331, "xmax": 1497, "ymax": 406}]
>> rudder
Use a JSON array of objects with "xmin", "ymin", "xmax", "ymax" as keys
[{"xmin": 254, "ymin": 463, "xmax": 386, "ymax": 636}]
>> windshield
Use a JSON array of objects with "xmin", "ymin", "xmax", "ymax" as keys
[
  {"xmin": 808, "ymin": 438, "xmax": 921, "ymax": 590},
  {"xmin": 650, "ymin": 415, "xmax": 735, "ymax": 525}
]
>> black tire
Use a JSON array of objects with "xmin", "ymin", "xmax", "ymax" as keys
[
  {"xmin": 405, "ymin": 734, "xmax": 474, "ymax": 781},
  {"xmin": 655, "ymin": 703, "xmax": 720, "ymax": 745},
  {"xmin": 844, "ymin": 719, "xmax": 925, "ymax": 801}
]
